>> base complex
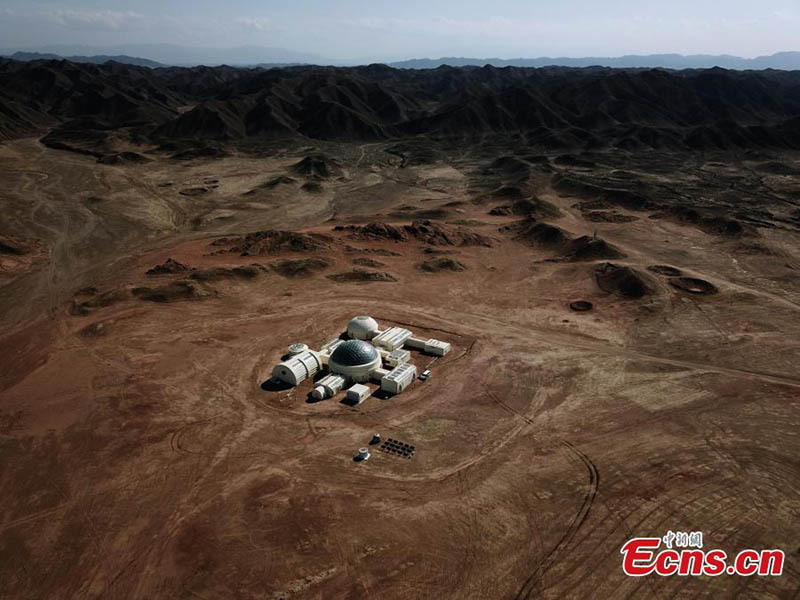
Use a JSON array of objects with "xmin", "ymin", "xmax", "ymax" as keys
[{"xmin": 271, "ymin": 316, "xmax": 451, "ymax": 402}]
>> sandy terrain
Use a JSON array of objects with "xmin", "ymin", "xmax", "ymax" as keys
[{"xmin": 1, "ymin": 137, "xmax": 799, "ymax": 599}]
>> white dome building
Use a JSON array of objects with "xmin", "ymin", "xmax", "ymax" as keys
[
  {"xmin": 346, "ymin": 315, "xmax": 380, "ymax": 341},
  {"xmin": 328, "ymin": 340, "xmax": 382, "ymax": 383}
]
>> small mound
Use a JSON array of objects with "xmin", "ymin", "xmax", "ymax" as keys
[
  {"xmin": 582, "ymin": 211, "xmax": 637, "ymax": 223},
  {"xmin": 336, "ymin": 222, "xmax": 409, "ymax": 242},
  {"xmin": 77, "ymin": 321, "xmax": 109, "ymax": 338},
  {"xmin": 600, "ymin": 189, "xmax": 654, "ymax": 211},
  {"xmin": 179, "ymin": 187, "xmax": 210, "ymax": 196},
  {"xmin": 489, "ymin": 206, "xmax": 513, "ymax": 216},
  {"xmin": 132, "ymin": 280, "xmax": 215, "ymax": 303},
  {"xmin": 170, "ymin": 144, "xmax": 230, "ymax": 160},
  {"xmin": 487, "ymin": 198, "xmax": 560, "ymax": 219},
  {"xmin": 211, "ymin": 230, "xmax": 331, "ymax": 255},
  {"xmin": 97, "ymin": 151, "xmax": 152, "ymax": 165},
  {"xmin": 343, "ymin": 245, "xmax": 401, "ymax": 257},
  {"xmin": 336, "ymin": 221, "xmax": 492, "ymax": 247},
  {"xmin": 563, "ymin": 236, "xmax": 625, "ymax": 261},
  {"xmin": 146, "ymin": 258, "xmax": 192, "ymax": 276},
  {"xmin": 554, "ymin": 154, "xmax": 597, "ymax": 168},
  {"xmin": 447, "ymin": 219, "xmax": 487, "ymax": 227},
  {"xmin": 594, "ymin": 263, "xmax": 653, "ymax": 298},
  {"xmin": 40, "ymin": 123, "xmax": 111, "ymax": 157},
  {"xmin": 551, "ymin": 174, "xmax": 655, "ymax": 211},
  {"xmin": 754, "ymin": 161, "xmax": 800, "ymax": 176},
  {"xmin": 569, "ymin": 300, "xmax": 593, "ymax": 312},
  {"xmin": 487, "ymin": 156, "xmax": 531, "ymax": 177},
  {"xmin": 327, "ymin": 268, "xmax": 397, "ymax": 283},
  {"xmin": 510, "ymin": 197, "xmax": 561, "ymax": 218},
  {"xmin": 507, "ymin": 219, "xmax": 571, "ymax": 248},
  {"xmin": 352, "ymin": 257, "xmax": 386, "ymax": 268},
  {"xmin": 385, "ymin": 142, "xmax": 443, "ymax": 165},
  {"xmin": 189, "ymin": 266, "xmax": 260, "ymax": 281},
  {"xmin": 669, "ymin": 277, "xmax": 718, "ymax": 295},
  {"xmin": 490, "ymin": 186, "xmax": 526, "ymax": 200},
  {"xmin": 301, "ymin": 182, "xmax": 323, "ymax": 194},
  {"xmin": 271, "ymin": 258, "xmax": 331, "ymax": 278},
  {"xmin": 70, "ymin": 289, "xmax": 130, "ymax": 316},
  {"xmin": 734, "ymin": 242, "xmax": 778, "ymax": 256},
  {"xmin": 245, "ymin": 176, "xmax": 296, "ymax": 194},
  {"xmin": 700, "ymin": 216, "xmax": 746, "ymax": 237},
  {"xmin": 418, "ymin": 258, "xmax": 467, "ymax": 273},
  {"xmin": 290, "ymin": 154, "xmax": 340, "ymax": 179},
  {"xmin": 392, "ymin": 208, "xmax": 452, "ymax": 220},
  {"xmin": 659, "ymin": 207, "xmax": 749, "ymax": 238},
  {"xmin": 74, "ymin": 286, "xmax": 98, "ymax": 296},
  {"xmin": 0, "ymin": 235, "xmax": 28, "ymax": 256},
  {"xmin": 647, "ymin": 265, "xmax": 683, "ymax": 277},
  {"xmin": 267, "ymin": 175, "xmax": 297, "ymax": 187},
  {"xmin": 405, "ymin": 220, "xmax": 493, "ymax": 247}
]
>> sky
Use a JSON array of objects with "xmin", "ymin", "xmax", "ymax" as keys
[{"xmin": 1, "ymin": 0, "xmax": 799, "ymax": 62}]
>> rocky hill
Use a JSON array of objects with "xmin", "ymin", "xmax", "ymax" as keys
[{"xmin": 3, "ymin": 58, "xmax": 800, "ymax": 152}]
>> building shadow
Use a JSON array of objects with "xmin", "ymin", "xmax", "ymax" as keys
[
  {"xmin": 339, "ymin": 396, "xmax": 361, "ymax": 407},
  {"xmin": 260, "ymin": 378, "xmax": 292, "ymax": 392},
  {"xmin": 306, "ymin": 393, "xmax": 326, "ymax": 404}
]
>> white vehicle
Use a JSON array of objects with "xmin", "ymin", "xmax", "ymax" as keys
[{"xmin": 419, "ymin": 369, "xmax": 432, "ymax": 381}]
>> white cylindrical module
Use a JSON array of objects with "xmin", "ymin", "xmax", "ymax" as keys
[
  {"xmin": 288, "ymin": 343, "xmax": 309, "ymax": 355},
  {"xmin": 272, "ymin": 350, "xmax": 322, "ymax": 386},
  {"xmin": 357, "ymin": 447, "xmax": 371, "ymax": 461},
  {"xmin": 318, "ymin": 374, "xmax": 346, "ymax": 397},
  {"xmin": 309, "ymin": 374, "xmax": 347, "ymax": 400}
]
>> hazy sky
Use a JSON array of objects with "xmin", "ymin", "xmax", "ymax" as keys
[{"xmin": 1, "ymin": 0, "xmax": 799, "ymax": 61}]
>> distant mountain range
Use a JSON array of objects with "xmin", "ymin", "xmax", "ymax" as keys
[
  {"xmin": 3, "ymin": 58, "xmax": 800, "ymax": 155},
  {"xmin": 7, "ymin": 52, "xmax": 165, "ymax": 68},
  {"xmin": 389, "ymin": 52, "xmax": 800, "ymax": 70},
  {"xmin": 0, "ymin": 44, "xmax": 327, "ymax": 67},
  {"xmin": 3, "ymin": 46, "xmax": 800, "ymax": 70},
  {"xmin": 4, "ymin": 52, "xmax": 304, "ymax": 70}
]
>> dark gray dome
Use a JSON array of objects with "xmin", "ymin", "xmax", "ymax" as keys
[{"xmin": 330, "ymin": 340, "xmax": 380, "ymax": 367}]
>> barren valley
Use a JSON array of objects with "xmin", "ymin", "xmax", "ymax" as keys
[{"xmin": 1, "ymin": 60, "xmax": 799, "ymax": 599}]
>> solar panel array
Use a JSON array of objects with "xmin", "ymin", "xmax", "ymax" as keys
[{"xmin": 378, "ymin": 437, "xmax": 415, "ymax": 459}]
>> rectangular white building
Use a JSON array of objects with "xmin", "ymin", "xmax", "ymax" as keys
[
  {"xmin": 424, "ymin": 339, "xmax": 451, "ymax": 356},
  {"xmin": 381, "ymin": 363, "xmax": 417, "ymax": 394},
  {"xmin": 347, "ymin": 383, "xmax": 371, "ymax": 404},
  {"xmin": 372, "ymin": 327, "xmax": 412, "ymax": 351},
  {"xmin": 386, "ymin": 348, "xmax": 410, "ymax": 367},
  {"xmin": 404, "ymin": 336, "xmax": 426, "ymax": 350}
]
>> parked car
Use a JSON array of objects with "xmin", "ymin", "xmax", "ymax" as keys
[{"xmin": 419, "ymin": 369, "xmax": 432, "ymax": 381}]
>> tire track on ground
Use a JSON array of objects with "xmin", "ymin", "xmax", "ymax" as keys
[{"xmin": 480, "ymin": 385, "xmax": 600, "ymax": 600}]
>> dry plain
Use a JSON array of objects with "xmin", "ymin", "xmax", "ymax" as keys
[{"xmin": 1, "ymin": 135, "xmax": 800, "ymax": 599}]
